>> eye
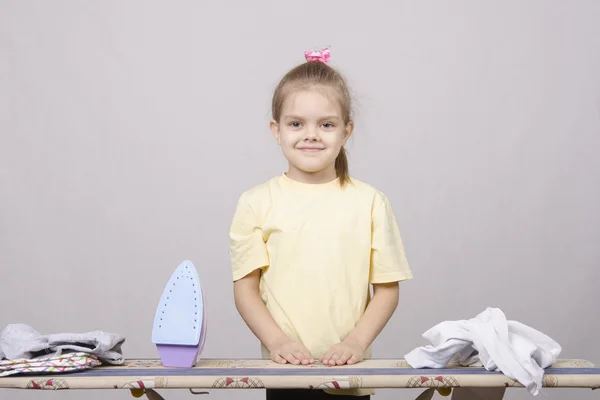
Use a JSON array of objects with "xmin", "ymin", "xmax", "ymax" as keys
[
  {"xmin": 322, "ymin": 122, "xmax": 335, "ymax": 129},
  {"xmin": 289, "ymin": 121, "xmax": 302, "ymax": 128}
]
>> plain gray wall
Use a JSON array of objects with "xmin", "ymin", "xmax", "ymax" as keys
[{"xmin": 1, "ymin": 1, "xmax": 599, "ymax": 399}]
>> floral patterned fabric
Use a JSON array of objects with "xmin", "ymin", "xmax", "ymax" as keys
[
  {"xmin": 0, "ymin": 358, "xmax": 598, "ymax": 393},
  {"xmin": 0, "ymin": 352, "xmax": 101, "ymax": 377}
]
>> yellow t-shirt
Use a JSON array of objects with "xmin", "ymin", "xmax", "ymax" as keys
[{"xmin": 229, "ymin": 173, "xmax": 413, "ymax": 395}]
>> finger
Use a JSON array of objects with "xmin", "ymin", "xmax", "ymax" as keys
[
  {"xmin": 283, "ymin": 352, "xmax": 300, "ymax": 365},
  {"xmin": 293, "ymin": 351, "xmax": 308, "ymax": 364},
  {"xmin": 327, "ymin": 351, "xmax": 340, "ymax": 366},
  {"xmin": 347, "ymin": 354, "xmax": 361, "ymax": 365},
  {"xmin": 272, "ymin": 353, "xmax": 287, "ymax": 364},
  {"xmin": 297, "ymin": 350, "xmax": 313, "ymax": 365},
  {"xmin": 301, "ymin": 348, "xmax": 314, "ymax": 364},
  {"xmin": 320, "ymin": 349, "xmax": 334, "ymax": 365},
  {"xmin": 336, "ymin": 351, "xmax": 352, "ymax": 365}
]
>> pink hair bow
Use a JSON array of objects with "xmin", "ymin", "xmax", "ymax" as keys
[{"xmin": 304, "ymin": 47, "xmax": 331, "ymax": 63}]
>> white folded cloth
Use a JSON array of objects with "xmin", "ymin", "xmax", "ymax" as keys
[
  {"xmin": 0, "ymin": 323, "xmax": 125, "ymax": 364},
  {"xmin": 405, "ymin": 308, "xmax": 561, "ymax": 396}
]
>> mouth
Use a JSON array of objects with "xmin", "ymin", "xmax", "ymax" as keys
[{"xmin": 297, "ymin": 147, "xmax": 324, "ymax": 152}]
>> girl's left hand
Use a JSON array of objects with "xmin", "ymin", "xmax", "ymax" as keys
[{"xmin": 320, "ymin": 339, "xmax": 366, "ymax": 366}]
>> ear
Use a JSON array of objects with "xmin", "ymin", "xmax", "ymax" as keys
[
  {"xmin": 343, "ymin": 119, "xmax": 354, "ymax": 144},
  {"xmin": 270, "ymin": 119, "xmax": 281, "ymax": 144}
]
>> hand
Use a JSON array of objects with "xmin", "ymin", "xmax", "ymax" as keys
[
  {"xmin": 320, "ymin": 339, "xmax": 366, "ymax": 366},
  {"xmin": 269, "ymin": 338, "xmax": 314, "ymax": 365}
]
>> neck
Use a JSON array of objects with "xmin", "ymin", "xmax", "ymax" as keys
[{"xmin": 286, "ymin": 164, "xmax": 337, "ymax": 184}]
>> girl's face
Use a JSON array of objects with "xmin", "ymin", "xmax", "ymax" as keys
[{"xmin": 270, "ymin": 88, "xmax": 353, "ymax": 184}]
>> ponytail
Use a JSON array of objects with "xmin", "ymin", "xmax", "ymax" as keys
[{"xmin": 335, "ymin": 146, "xmax": 350, "ymax": 186}]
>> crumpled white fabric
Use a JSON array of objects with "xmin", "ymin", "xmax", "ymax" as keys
[
  {"xmin": 405, "ymin": 308, "xmax": 561, "ymax": 396},
  {"xmin": 0, "ymin": 323, "xmax": 125, "ymax": 364}
]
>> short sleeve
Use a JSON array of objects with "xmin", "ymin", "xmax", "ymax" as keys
[
  {"xmin": 369, "ymin": 192, "xmax": 414, "ymax": 284},
  {"xmin": 229, "ymin": 193, "xmax": 270, "ymax": 281}
]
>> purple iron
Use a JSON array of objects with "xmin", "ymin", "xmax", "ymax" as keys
[{"xmin": 152, "ymin": 260, "xmax": 206, "ymax": 367}]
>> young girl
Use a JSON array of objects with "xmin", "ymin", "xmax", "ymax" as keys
[{"xmin": 229, "ymin": 48, "xmax": 413, "ymax": 399}]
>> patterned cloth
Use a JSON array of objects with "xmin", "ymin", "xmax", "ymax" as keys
[
  {"xmin": 0, "ymin": 358, "xmax": 598, "ymax": 392},
  {"xmin": 0, "ymin": 352, "xmax": 101, "ymax": 377}
]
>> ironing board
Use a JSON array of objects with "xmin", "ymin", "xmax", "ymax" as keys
[{"xmin": 0, "ymin": 358, "xmax": 599, "ymax": 399}]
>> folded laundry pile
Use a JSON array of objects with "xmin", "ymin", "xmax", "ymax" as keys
[
  {"xmin": 0, "ymin": 323, "xmax": 125, "ymax": 376},
  {"xmin": 0, "ymin": 352, "xmax": 101, "ymax": 377},
  {"xmin": 404, "ymin": 307, "xmax": 562, "ymax": 396}
]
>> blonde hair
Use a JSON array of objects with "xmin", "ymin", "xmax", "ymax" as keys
[{"xmin": 271, "ymin": 61, "xmax": 352, "ymax": 186}]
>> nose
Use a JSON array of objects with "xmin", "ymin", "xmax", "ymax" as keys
[{"xmin": 304, "ymin": 125, "xmax": 319, "ymax": 141}]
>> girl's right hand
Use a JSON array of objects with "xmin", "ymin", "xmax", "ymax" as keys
[{"xmin": 269, "ymin": 339, "xmax": 314, "ymax": 365}]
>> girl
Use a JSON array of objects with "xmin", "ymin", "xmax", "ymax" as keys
[{"xmin": 229, "ymin": 48, "xmax": 413, "ymax": 399}]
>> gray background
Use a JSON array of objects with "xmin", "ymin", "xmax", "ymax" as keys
[{"xmin": 1, "ymin": 1, "xmax": 599, "ymax": 399}]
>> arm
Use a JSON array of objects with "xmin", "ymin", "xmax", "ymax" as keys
[
  {"xmin": 320, "ymin": 281, "xmax": 399, "ymax": 365},
  {"xmin": 230, "ymin": 193, "xmax": 313, "ymax": 364},
  {"xmin": 344, "ymin": 281, "xmax": 399, "ymax": 350},
  {"xmin": 233, "ymin": 269, "xmax": 314, "ymax": 364},
  {"xmin": 233, "ymin": 269, "xmax": 289, "ymax": 351}
]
